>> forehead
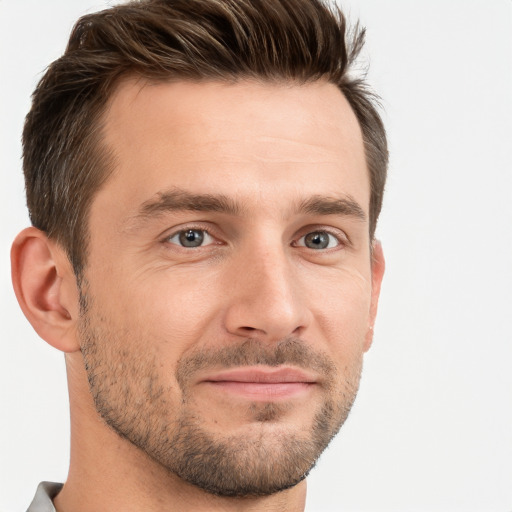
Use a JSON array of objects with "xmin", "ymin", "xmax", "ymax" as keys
[{"xmin": 98, "ymin": 78, "xmax": 368, "ymax": 216}]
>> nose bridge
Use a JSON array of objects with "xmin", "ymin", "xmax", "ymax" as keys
[{"xmin": 223, "ymin": 235, "xmax": 308, "ymax": 340}]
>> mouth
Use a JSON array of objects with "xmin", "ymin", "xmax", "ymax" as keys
[{"xmin": 201, "ymin": 366, "xmax": 317, "ymax": 401}]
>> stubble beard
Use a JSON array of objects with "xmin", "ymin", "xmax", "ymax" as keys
[{"xmin": 78, "ymin": 292, "xmax": 363, "ymax": 498}]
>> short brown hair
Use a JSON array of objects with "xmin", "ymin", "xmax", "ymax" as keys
[{"xmin": 23, "ymin": 0, "xmax": 388, "ymax": 276}]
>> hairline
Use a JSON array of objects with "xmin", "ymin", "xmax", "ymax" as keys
[{"xmin": 70, "ymin": 74, "xmax": 378, "ymax": 277}]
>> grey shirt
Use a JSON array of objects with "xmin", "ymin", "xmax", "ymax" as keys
[{"xmin": 26, "ymin": 482, "xmax": 62, "ymax": 512}]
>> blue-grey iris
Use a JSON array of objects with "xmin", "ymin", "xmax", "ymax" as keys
[
  {"xmin": 304, "ymin": 232, "xmax": 329, "ymax": 249},
  {"xmin": 179, "ymin": 229, "xmax": 204, "ymax": 247}
]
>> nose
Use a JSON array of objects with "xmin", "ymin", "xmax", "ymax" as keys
[{"xmin": 222, "ymin": 242, "xmax": 311, "ymax": 342}]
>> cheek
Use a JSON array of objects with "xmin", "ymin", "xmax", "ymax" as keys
[
  {"xmin": 91, "ymin": 267, "xmax": 225, "ymax": 363},
  {"xmin": 308, "ymin": 267, "xmax": 372, "ymax": 357},
  {"xmin": 314, "ymin": 264, "xmax": 372, "ymax": 315}
]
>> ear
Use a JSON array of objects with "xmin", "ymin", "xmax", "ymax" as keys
[
  {"xmin": 363, "ymin": 240, "xmax": 385, "ymax": 352},
  {"xmin": 11, "ymin": 227, "xmax": 81, "ymax": 353}
]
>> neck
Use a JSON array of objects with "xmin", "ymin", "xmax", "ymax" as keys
[{"xmin": 54, "ymin": 353, "xmax": 307, "ymax": 512}]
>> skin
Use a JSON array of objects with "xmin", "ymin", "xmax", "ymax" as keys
[{"xmin": 11, "ymin": 79, "xmax": 384, "ymax": 512}]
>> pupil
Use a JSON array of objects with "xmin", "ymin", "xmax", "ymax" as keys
[
  {"xmin": 179, "ymin": 229, "xmax": 204, "ymax": 247},
  {"xmin": 305, "ymin": 232, "xmax": 328, "ymax": 249}
]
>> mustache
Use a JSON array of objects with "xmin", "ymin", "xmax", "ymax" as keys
[{"xmin": 175, "ymin": 338, "xmax": 337, "ymax": 390}]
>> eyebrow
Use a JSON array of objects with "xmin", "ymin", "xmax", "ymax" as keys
[
  {"xmin": 137, "ymin": 189, "xmax": 243, "ymax": 218},
  {"xmin": 298, "ymin": 195, "xmax": 367, "ymax": 222},
  {"xmin": 132, "ymin": 188, "xmax": 366, "ymax": 223}
]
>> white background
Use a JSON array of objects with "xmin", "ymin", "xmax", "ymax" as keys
[{"xmin": 1, "ymin": 1, "xmax": 511, "ymax": 511}]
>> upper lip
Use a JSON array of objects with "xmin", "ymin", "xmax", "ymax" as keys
[{"xmin": 201, "ymin": 366, "xmax": 317, "ymax": 384}]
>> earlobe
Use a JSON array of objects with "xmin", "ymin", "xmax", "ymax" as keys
[
  {"xmin": 364, "ymin": 240, "xmax": 385, "ymax": 352},
  {"xmin": 11, "ymin": 227, "xmax": 81, "ymax": 353}
]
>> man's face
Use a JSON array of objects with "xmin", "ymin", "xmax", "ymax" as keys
[{"xmin": 79, "ymin": 79, "xmax": 382, "ymax": 496}]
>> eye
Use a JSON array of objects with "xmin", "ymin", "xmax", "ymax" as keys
[
  {"xmin": 296, "ymin": 231, "xmax": 341, "ymax": 250},
  {"xmin": 167, "ymin": 229, "xmax": 214, "ymax": 248}
]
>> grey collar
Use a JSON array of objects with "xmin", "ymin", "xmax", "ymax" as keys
[{"xmin": 26, "ymin": 482, "xmax": 63, "ymax": 512}]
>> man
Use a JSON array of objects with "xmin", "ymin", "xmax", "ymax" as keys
[{"xmin": 11, "ymin": 0, "xmax": 387, "ymax": 510}]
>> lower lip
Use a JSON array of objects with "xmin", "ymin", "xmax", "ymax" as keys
[{"xmin": 205, "ymin": 381, "xmax": 313, "ymax": 400}]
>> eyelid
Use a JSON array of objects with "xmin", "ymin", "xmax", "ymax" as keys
[
  {"xmin": 167, "ymin": 229, "xmax": 214, "ymax": 247},
  {"xmin": 293, "ymin": 226, "xmax": 350, "ymax": 249},
  {"xmin": 160, "ymin": 223, "xmax": 221, "ymax": 247},
  {"xmin": 158, "ymin": 222, "xmax": 349, "ymax": 250}
]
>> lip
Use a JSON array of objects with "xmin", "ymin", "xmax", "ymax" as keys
[{"xmin": 200, "ymin": 366, "xmax": 317, "ymax": 400}]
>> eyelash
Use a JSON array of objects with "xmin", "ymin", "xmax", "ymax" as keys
[
  {"xmin": 294, "ymin": 229, "xmax": 347, "ymax": 250},
  {"xmin": 163, "ymin": 224, "xmax": 217, "ymax": 249},
  {"xmin": 162, "ymin": 225, "xmax": 349, "ymax": 251}
]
